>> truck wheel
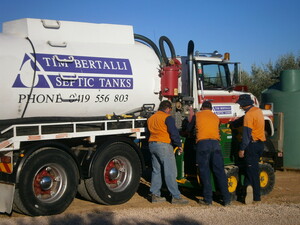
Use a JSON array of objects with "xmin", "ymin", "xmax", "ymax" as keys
[
  {"xmin": 85, "ymin": 142, "xmax": 141, "ymax": 205},
  {"xmin": 225, "ymin": 166, "xmax": 239, "ymax": 200},
  {"xmin": 77, "ymin": 179, "xmax": 93, "ymax": 201},
  {"xmin": 259, "ymin": 163, "xmax": 275, "ymax": 195},
  {"xmin": 13, "ymin": 148, "xmax": 79, "ymax": 216}
]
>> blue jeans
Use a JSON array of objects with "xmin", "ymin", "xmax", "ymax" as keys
[
  {"xmin": 244, "ymin": 141, "xmax": 264, "ymax": 201},
  {"xmin": 149, "ymin": 142, "xmax": 181, "ymax": 198},
  {"xmin": 196, "ymin": 140, "xmax": 230, "ymax": 204}
]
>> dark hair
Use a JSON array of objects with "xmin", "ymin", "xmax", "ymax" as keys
[
  {"xmin": 201, "ymin": 101, "xmax": 212, "ymax": 110},
  {"xmin": 158, "ymin": 100, "xmax": 172, "ymax": 111}
]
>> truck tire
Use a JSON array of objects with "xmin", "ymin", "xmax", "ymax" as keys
[
  {"xmin": 259, "ymin": 163, "xmax": 275, "ymax": 195},
  {"xmin": 77, "ymin": 179, "xmax": 93, "ymax": 201},
  {"xmin": 13, "ymin": 148, "xmax": 79, "ymax": 216},
  {"xmin": 225, "ymin": 166, "xmax": 239, "ymax": 200},
  {"xmin": 85, "ymin": 142, "xmax": 141, "ymax": 205}
]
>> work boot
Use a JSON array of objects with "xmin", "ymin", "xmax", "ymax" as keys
[
  {"xmin": 198, "ymin": 199, "xmax": 212, "ymax": 206},
  {"xmin": 223, "ymin": 196, "xmax": 232, "ymax": 206},
  {"xmin": 171, "ymin": 196, "xmax": 189, "ymax": 205},
  {"xmin": 245, "ymin": 185, "xmax": 253, "ymax": 204},
  {"xmin": 253, "ymin": 200, "xmax": 261, "ymax": 204},
  {"xmin": 223, "ymin": 200, "xmax": 231, "ymax": 207},
  {"xmin": 151, "ymin": 194, "xmax": 166, "ymax": 203}
]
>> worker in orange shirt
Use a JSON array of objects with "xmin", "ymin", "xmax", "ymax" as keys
[
  {"xmin": 188, "ymin": 101, "xmax": 231, "ymax": 206},
  {"xmin": 236, "ymin": 94, "xmax": 266, "ymax": 204},
  {"xmin": 148, "ymin": 100, "xmax": 189, "ymax": 204}
]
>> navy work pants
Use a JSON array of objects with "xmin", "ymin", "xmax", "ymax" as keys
[
  {"xmin": 196, "ymin": 140, "xmax": 230, "ymax": 204},
  {"xmin": 244, "ymin": 141, "xmax": 264, "ymax": 201}
]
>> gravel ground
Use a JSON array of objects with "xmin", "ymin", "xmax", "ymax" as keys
[
  {"xmin": 1, "ymin": 203, "xmax": 300, "ymax": 225},
  {"xmin": 0, "ymin": 170, "xmax": 299, "ymax": 225}
]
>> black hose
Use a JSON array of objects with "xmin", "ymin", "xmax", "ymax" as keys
[
  {"xmin": 159, "ymin": 36, "xmax": 176, "ymax": 65},
  {"xmin": 134, "ymin": 34, "xmax": 162, "ymax": 63},
  {"xmin": 22, "ymin": 37, "xmax": 37, "ymax": 118}
]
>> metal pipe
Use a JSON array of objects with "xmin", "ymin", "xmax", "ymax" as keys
[{"xmin": 187, "ymin": 40, "xmax": 194, "ymax": 98}]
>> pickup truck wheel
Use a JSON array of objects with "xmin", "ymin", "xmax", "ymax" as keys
[
  {"xmin": 13, "ymin": 148, "xmax": 79, "ymax": 216},
  {"xmin": 259, "ymin": 163, "xmax": 275, "ymax": 195},
  {"xmin": 85, "ymin": 142, "xmax": 141, "ymax": 205}
]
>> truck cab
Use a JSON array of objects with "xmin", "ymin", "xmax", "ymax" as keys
[
  {"xmin": 172, "ymin": 50, "xmax": 277, "ymax": 196},
  {"xmin": 178, "ymin": 51, "xmax": 274, "ymax": 137}
]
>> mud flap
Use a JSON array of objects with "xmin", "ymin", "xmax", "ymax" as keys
[{"xmin": 0, "ymin": 182, "xmax": 15, "ymax": 214}]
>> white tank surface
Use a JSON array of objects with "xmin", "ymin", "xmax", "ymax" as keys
[{"xmin": 0, "ymin": 18, "xmax": 161, "ymax": 123}]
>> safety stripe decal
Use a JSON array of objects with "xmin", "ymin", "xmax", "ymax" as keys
[
  {"xmin": 0, "ymin": 140, "xmax": 11, "ymax": 150},
  {"xmin": 199, "ymin": 95, "xmax": 240, "ymax": 103},
  {"xmin": 0, "ymin": 162, "xmax": 12, "ymax": 174},
  {"xmin": 28, "ymin": 135, "xmax": 41, "ymax": 141}
]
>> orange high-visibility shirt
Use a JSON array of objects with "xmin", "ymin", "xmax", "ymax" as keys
[
  {"xmin": 195, "ymin": 110, "xmax": 220, "ymax": 142},
  {"xmin": 244, "ymin": 106, "xmax": 266, "ymax": 141},
  {"xmin": 148, "ymin": 111, "xmax": 171, "ymax": 144}
]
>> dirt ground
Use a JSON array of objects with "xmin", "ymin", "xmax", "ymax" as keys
[
  {"xmin": 1, "ymin": 170, "xmax": 300, "ymax": 224},
  {"xmin": 57, "ymin": 170, "xmax": 300, "ymax": 210},
  {"xmin": 53, "ymin": 170, "xmax": 300, "ymax": 211}
]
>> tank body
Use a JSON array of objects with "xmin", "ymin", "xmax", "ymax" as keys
[
  {"xmin": 0, "ymin": 18, "xmax": 161, "ymax": 122},
  {"xmin": 262, "ymin": 69, "xmax": 300, "ymax": 169}
]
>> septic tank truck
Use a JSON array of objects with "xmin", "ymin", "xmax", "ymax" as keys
[{"xmin": 0, "ymin": 18, "xmax": 277, "ymax": 216}]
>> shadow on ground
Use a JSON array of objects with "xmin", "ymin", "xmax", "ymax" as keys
[{"xmin": 1, "ymin": 210, "xmax": 204, "ymax": 225}]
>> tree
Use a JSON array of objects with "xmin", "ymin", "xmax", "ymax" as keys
[{"xmin": 239, "ymin": 53, "xmax": 300, "ymax": 102}]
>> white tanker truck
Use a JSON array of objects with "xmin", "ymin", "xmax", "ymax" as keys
[{"xmin": 0, "ymin": 18, "xmax": 277, "ymax": 216}]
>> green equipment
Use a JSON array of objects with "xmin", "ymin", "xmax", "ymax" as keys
[{"xmin": 175, "ymin": 124, "xmax": 275, "ymax": 199}]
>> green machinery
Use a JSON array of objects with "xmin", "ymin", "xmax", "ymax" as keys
[{"xmin": 175, "ymin": 124, "xmax": 275, "ymax": 198}]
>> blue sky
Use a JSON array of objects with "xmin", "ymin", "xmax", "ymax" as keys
[{"xmin": 1, "ymin": 0, "xmax": 299, "ymax": 73}]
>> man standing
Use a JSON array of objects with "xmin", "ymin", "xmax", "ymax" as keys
[
  {"xmin": 148, "ymin": 100, "xmax": 188, "ymax": 204},
  {"xmin": 236, "ymin": 94, "xmax": 266, "ymax": 204},
  {"xmin": 191, "ymin": 101, "xmax": 231, "ymax": 206}
]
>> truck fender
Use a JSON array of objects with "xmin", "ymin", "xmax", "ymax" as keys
[{"xmin": 264, "ymin": 116, "xmax": 274, "ymax": 136}]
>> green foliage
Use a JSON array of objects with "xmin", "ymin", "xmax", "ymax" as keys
[{"xmin": 239, "ymin": 53, "xmax": 300, "ymax": 101}]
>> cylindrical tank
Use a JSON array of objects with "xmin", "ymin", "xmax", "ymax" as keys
[
  {"xmin": 0, "ymin": 19, "xmax": 161, "ymax": 124},
  {"xmin": 160, "ymin": 65, "xmax": 180, "ymax": 97},
  {"xmin": 261, "ymin": 69, "xmax": 300, "ymax": 169}
]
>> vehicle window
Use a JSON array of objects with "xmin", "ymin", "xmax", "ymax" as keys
[{"xmin": 202, "ymin": 64, "xmax": 228, "ymax": 89}]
